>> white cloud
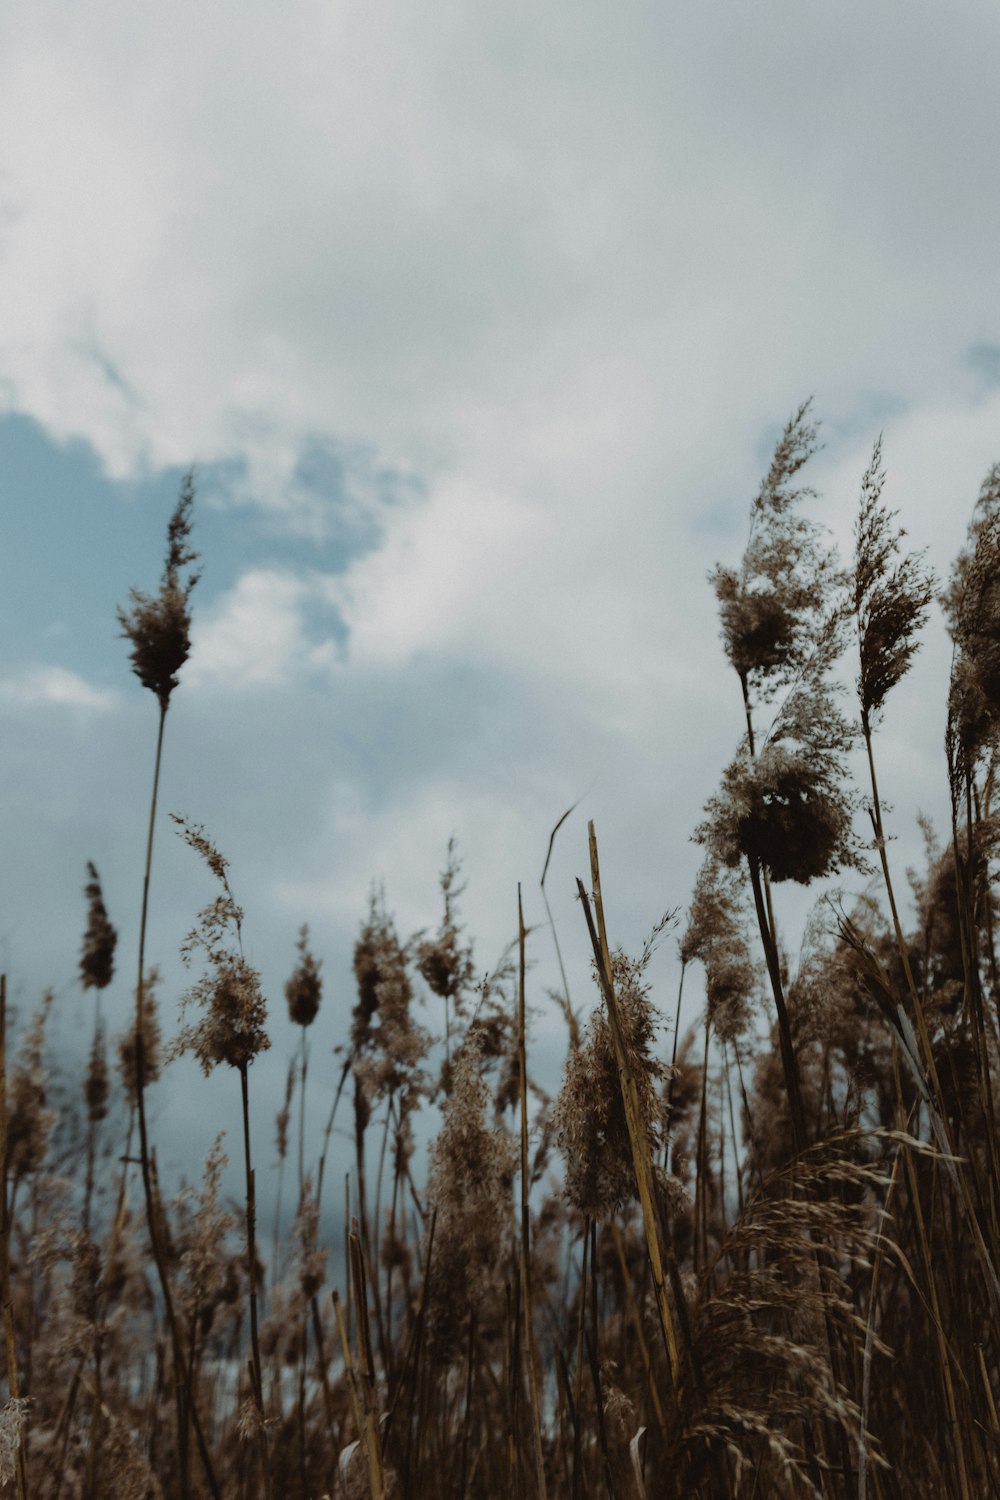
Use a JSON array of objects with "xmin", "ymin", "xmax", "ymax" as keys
[
  {"xmin": 186, "ymin": 568, "xmax": 339, "ymax": 691},
  {"xmin": 4, "ymin": 0, "xmax": 1000, "ymax": 1156},
  {"xmin": 0, "ymin": 665, "xmax": 117, "ymax": 711}
]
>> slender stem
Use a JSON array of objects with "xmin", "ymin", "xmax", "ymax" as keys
[
  {"xmin": 240, "ymin": 1062, "xmax": 273, "ymax": 1500},
  {"xmin": 132, "ymin": 705, "xmax": 220, "ymax": 1500},
  {"xmin": 0, "ymin": 977, "xmax": 28, "ymax": 1500},
  {"xmin": 298, "ymin": 1026, "xmax": 308, "ymax": 1193},
  {"xmin": 740, "ymin": 675, "xmax": 805, "ymax": 1152},
  {"xmin": 746, "ymin": 853, "xmax": 807, "ymax": 1154},
  {"xmin": 517, "ymin": 885, "xmax": 547, "ymax": 1500}
]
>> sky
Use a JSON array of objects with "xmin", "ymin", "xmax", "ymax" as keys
[{"xmin": 3, "ymin": 0, "xmax": 1000, "ymax": 1227}]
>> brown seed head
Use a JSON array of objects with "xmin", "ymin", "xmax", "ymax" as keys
[
  {"xmin": 80, "ymin": 861, "xmax": 117, "ymax": 991},
  {"xmin": 285, "ymin": 923, "xmax": 322, "ymax": 1027},
  {"xmin": 85, "ymin": 1020, "xmax": 110, "ymax": 1123},
  {"xmin": 118, "ymin": 473, "xmax": 199, "ymax": 711},
  {"xmin": 117, "ymin": 971, "xmax": 163, "ymax": 1107}
]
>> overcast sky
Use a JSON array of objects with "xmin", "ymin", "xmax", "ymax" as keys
[{"xmin": 2, "ymin": 0, "xmax": 1000, "ymax": 1215}]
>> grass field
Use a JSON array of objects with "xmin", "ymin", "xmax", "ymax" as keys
[{"xmin": 4, "ymin": 404, "xmax": 1000, "ymax": 1498}]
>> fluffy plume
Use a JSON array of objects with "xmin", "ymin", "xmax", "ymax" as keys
[
  {"xmin": 84, "ymin": 1019, "xmax": 110, "ymax": 1124},
  {"xmin": 352, "ymin": 892, "xmax": 429, "ymax": 1101},
  {"xmin": 682, "ymin": 855, "xmax": 758, "ymax": 1043},
  {"xmin": 424, "ymin": 1031, "xmax": 516, "ymax": 1355},
  {"xmin": 116, "ymin": 969, "xmax": 162, "ymax": 1106},
  {"xmin": 697, "ymin": 682, "xmax": 858, "ymax": 886},
  {"xmin": 174, "ymin": 818, "xmax": 270, "ymax": 1073},
  {"xmin": 711, "ymin": 401, "xmax": 844, "ymax": 698},
  {"xmin": 80, "ymin": 861, "xmax": 117, "ymax": 991},
  {"xmin": 944, "ymin": 464, "xmax": 1000, "ymax": 776},
  {"xmin": 117, "ymin": 474, "xmax": 199, "ymax": 711},
  {"xmin": 853, "ymin": 439, "xmax": 935, "ymax": 727},
  {"xmin": 555, "ymin": 948, "xmax": 672, "ymax": 1219},
  {"xmin": 415, "ymin": 839, "xmax": 475, "ymax": 1012},
  {"xmin": 285, "ymin": 923, "xmax": 322, "ymax": 1028}
]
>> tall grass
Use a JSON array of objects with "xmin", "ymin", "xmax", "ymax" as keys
[{"xmin": 4, "ymin": 419, "xmax": 1000, "ymax": 1498}]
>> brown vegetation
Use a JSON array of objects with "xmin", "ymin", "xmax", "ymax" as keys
[{"xmin": 4, "ymin": 414, "xmax": 1000, "ymax": 1498}]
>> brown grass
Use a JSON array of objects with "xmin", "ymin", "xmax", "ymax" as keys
[{"xmin": 4, "ymin": 424, "xmax": 1000, "ymax": 1498}]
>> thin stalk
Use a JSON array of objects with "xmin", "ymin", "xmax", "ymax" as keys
[
  {"xmin": 315, "ymin": 1052, "xmax": 352, "ymax": 1213},
  {"xmin": 571, "ymin": 1223, "xmax": 590, "ymax": 1500},
  {"xmin": 664, "ymin": 959, "xmax": 686, "ymax": 1132},
  {"xmin": 741, "ymin": 674, "xmax": 806, "ymax": 1154},
  {"xmin": 349, "ymin": 1225, "xmax": 386, "ymax": 1500},
  {"xmin": 0, "ymin": 977, "xmax": 28, "ymax": 1500},
  {"xmin": 746, "ymin": 853, "xmax": 807, "ymax": 1154},
  {"xmin": 298, "ymin": 1026, "xmax": 308, "ymax": 1191},
  {"xmin": 132, "ymin": 705, "xmax": 220, "ymax": 1500},
  {"xmin": 723, "ymin": 1043, "xmax": 745, "ymax": 1218},
  {"xmin": 239, "ymin": 1062, "xmax": 273, "ymax": 1500},
  {"xmin": 578, "ymin": 825, "xmax": 681, "ymax": 1389},
  {"xmin": 609, "ymin": 1219, "xmax": 666, "ymax": 1437},
  {"xmin": 518, "ymin": 886, "xmax": 548, "ymax": 1500},
  {"xmin": 695, "ymin": 1014, "xmax": 711, "ymax": 1275}
]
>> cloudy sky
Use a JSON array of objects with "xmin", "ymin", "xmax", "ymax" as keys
[{"xmin": 2, "ymin": 0, "xmax": 1000, "ymax": 1208}]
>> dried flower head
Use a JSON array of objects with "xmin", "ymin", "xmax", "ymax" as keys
[
  {"xmin": 555, "ymin": 949, "xmax": 670, "ymax": 1219},
  {"xmin": 174, "ymin": 820, "xmax": 270, "ymax": 1073},
  {"xmin": 712, "ymin": 401, "xmax": 844, "ymax": 698},
  {"xmin": 415, "ymin": 839, "xmax": 475, "ymax": 1009},
  {"xmin": 117, "ymin": 970, "xmax": 162, "ymax": 1107},
  {"xmin": 291, "ymin": 1183, "xmax": 327, "ymax": 1301},
  {"xmin": 0, "ymin": 1398, "xmax": 28, "ymax": 1486},
  {"xmin": 7, "ymin": 993, "xmax": 56, "ymax": 1181},
  {"xmin": 118, "ymin": 474, "xmax": 199, "ymax": 711},
  {"xmin": 85, "ymin": 1020, "xmax": 110, "ymax": 1123},
  {"xmin": 237, "ymin": 1396, "xmax": 264, "ymax": 1443},
  {"xmin": 275, "ymin": 1059, "xmax": 295, "ymax": 1161},
  {"xmin": 80, "ymin": 861, "xmax": 117, "ymax": 991},
  {"xmin": 351, "ymin": 892, "xmax": 428, "ymax": 1100},
  {"xmin": 697, "ymin": 683, "xmax": 858, "ymax": 886},
  {"xmin": 853, "ymin": 438, "xmax": 935, "ymax": 728},
  {"xmin": 683, "ymin": 856, "xmax": 758, "ymax": 1043},
  {"xmin": 944, "ymin": 464, "xmax": 1000, "ymax": 774},
  {"xmin": 179, "ymin": 952, "xmax": 270, "ymax": 1075},
  {"xmin": 285, "ymin": 923, "xmax": 322, "ymax": 1027},
  {"xmin": 424, "ymin": 1030, "xmax": 516, "ymax": 1355},
  {"xmin": 176, "ymin": 1136, "xmax": 236, "ymax": 1328}
]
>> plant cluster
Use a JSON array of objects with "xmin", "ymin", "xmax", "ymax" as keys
[{"xmin": 3, "ymin": 420, "xmax": 1000, "ymax": 1500}]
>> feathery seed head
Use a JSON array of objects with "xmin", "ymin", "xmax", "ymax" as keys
[
  {"xmin": 351, "ymin": 891, "xmax": 428, "ymax": 1100},
  {"xmin": 117, "ymin": 970, "xmax": 162, "ymax": 1106},
  {"xmin": 415, "ymin": 839, "xmax": 475, "ymax": 1006},
  {"xmin": 85, "ymin": 1020, "xmax": 110, "ymax": 1123},
  {"xmin": 118, "ymin": 473, "xmax": 199, "ymax": 711},
  {"xmin": 0, "ymin": 1399, "xmax": 28, "ymax": 1486},
  {"xmin": 8, "ymin": 993, "xmax": 56, "ymax": 1180},
  {"xmin": 683, "ymin": 856, "xmax": 758, "ymax": 1043},
  {"xmin": 174, "ymin": 821, "xmax": 270, "ymax": 1073},
  {"xmin": 285, "ymin": 923, "xmax": 322, "ymax": 1027},
  {"xmin": 853, "ymin": 438, "xmax": 935, "ymax": 726},
  {"xmin": 697, "ymin": 682, "xmax": 859, "ymax": 886},
  {"xmin": 712, "ymin": 401, "xmax": 846, "ymax": 699},
  {"xmin": 944, "ymin": 464, "xmax": 1000, "ymax": 774},
  {"xmin": 424, "ymin": 1030, "xmax": 516, "ymax": 1356},
  {"xmin": 181, "ymin": 953, "xmax": 270, "ymax": 1074},
  {"xmin": 555, "ymin": 948, "xmax": 671, "ymax": 1219},
  {"xmin": 80, "ymin": 861, "xmax": 117, "ymax": 991},
  {"xmin": 275, "ymin": 1059, "xmax": 295, "ymax": 1161}
]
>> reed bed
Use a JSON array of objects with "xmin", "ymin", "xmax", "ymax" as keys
[{"xmin": 4, "ymin": 410, "xmax": 1000, "ymax": 1498}]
